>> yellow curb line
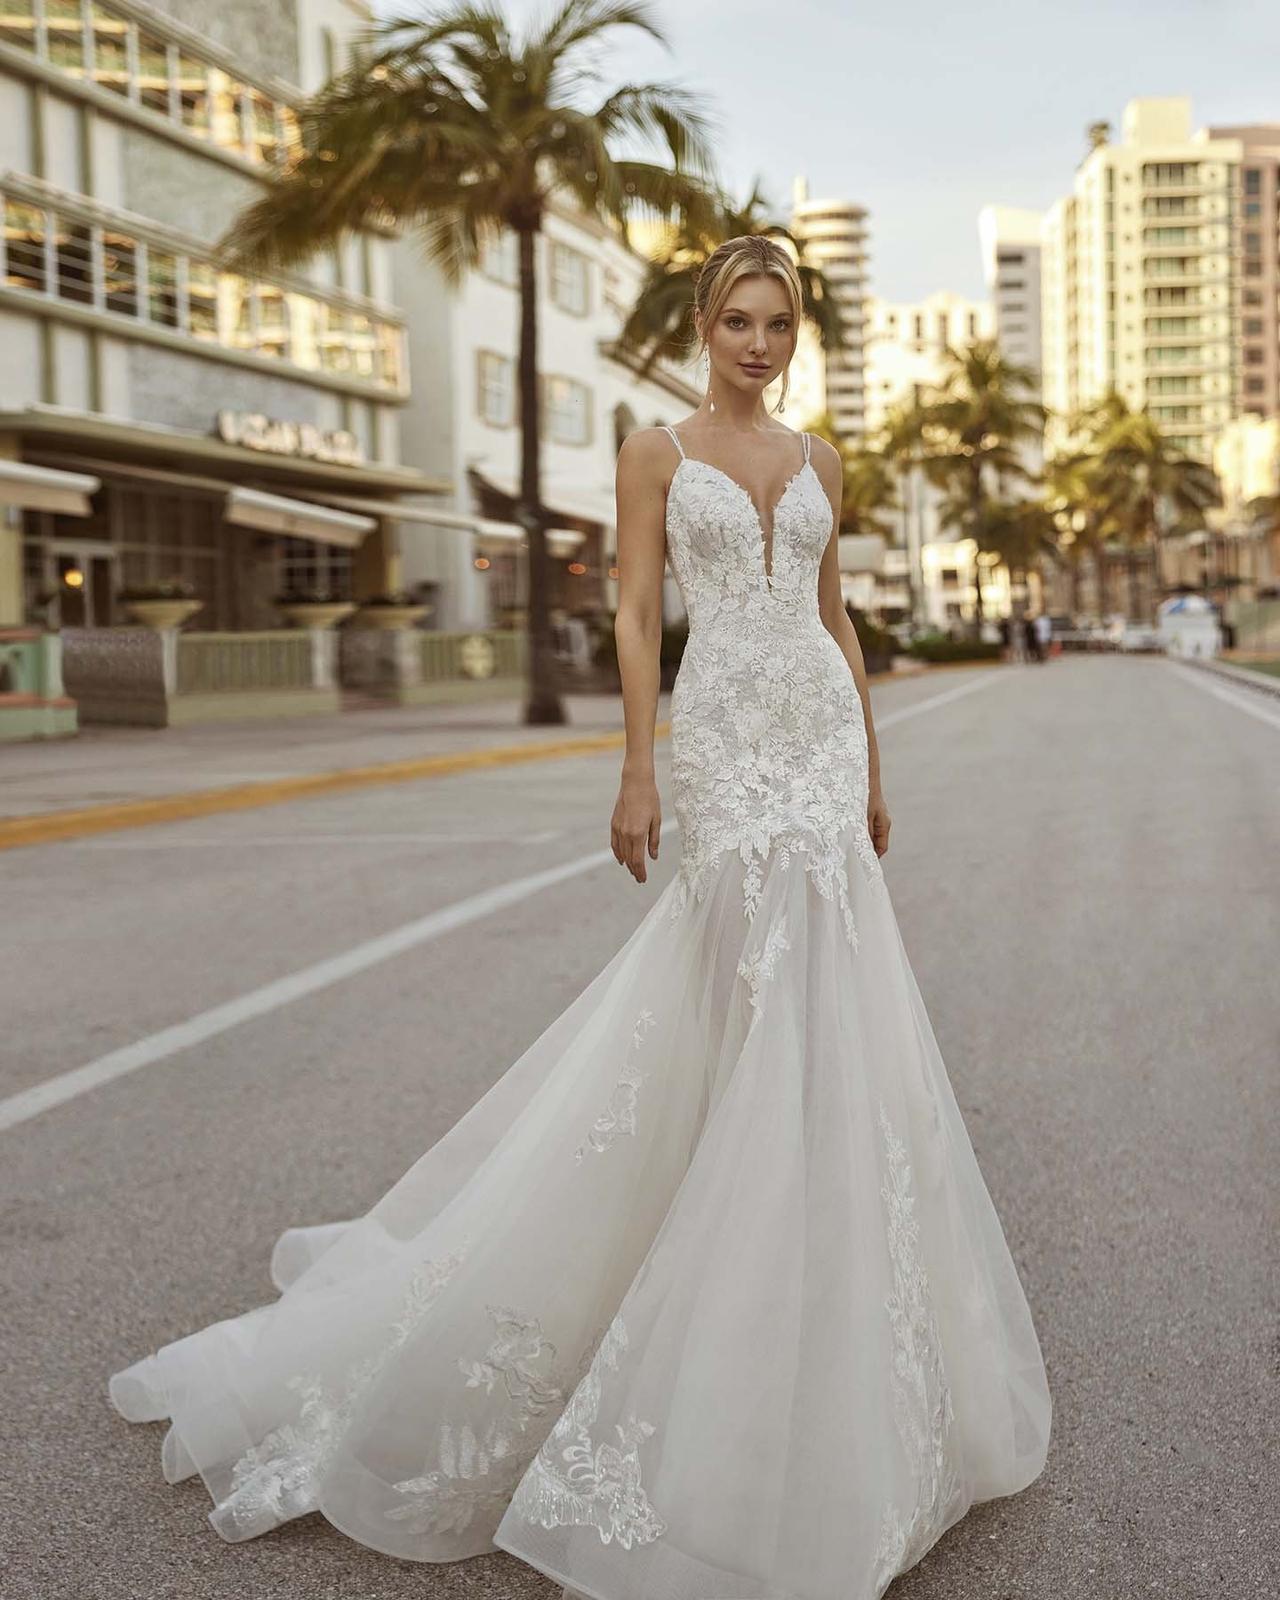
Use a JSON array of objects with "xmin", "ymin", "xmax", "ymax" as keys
[
  {"xmin": 0, "ymin": 661, "xmax": 1000, "ymax": 852},
  {"xmin": 0, "ymin": 722, "xmax": 671, "ymax": 852}
]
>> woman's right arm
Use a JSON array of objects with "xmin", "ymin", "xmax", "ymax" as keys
[{"xmin": 610, "ymin": 429, "xmax": 670, "ymax": 885}]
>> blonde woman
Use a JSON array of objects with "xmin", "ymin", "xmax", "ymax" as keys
[{"xmin": 110, "ymin": 236, "xmax": 1051, "ymax": 1599}]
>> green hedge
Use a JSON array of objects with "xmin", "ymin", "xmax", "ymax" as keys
[{"xmin": 907, "ymin": 636, "xmax": 1004, "ymax": 662}]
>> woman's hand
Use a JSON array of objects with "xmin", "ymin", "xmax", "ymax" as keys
[
  {"xmin": 612, "ymin": 771, "xmax": 662, "ymax": 884},
  {"xmin": 868, "ymin": 788, "xmax": 891, "ymax": 858}
]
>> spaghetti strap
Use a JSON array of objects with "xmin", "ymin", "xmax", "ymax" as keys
[
  {"xmin": 661, "ymin": 423, "xmax": 686, "ymax": 460},
  {"xmin": 801, "ymin": 431, "xmax": 810, "ymax": 464}
]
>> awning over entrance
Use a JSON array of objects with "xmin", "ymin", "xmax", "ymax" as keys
[
  {"xmin": 224, "ymin": 487, "xmax": 374, "ymax": 547},
  {"xmin": 0, "ymin": 459, "xmax": 100, "ymax": 516},
  {"xmin": 291, "ymin": 490, "xmax": 478, "ymax": 530},
  {"xmin": 468, "ymin": 466, "xmax": 616, "ymax": 530},
  {"xmin": 20, "ymin": 451, "xmax": 375, "ymax": 548}
]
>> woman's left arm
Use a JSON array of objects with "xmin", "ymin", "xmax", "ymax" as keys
[{"xmin": 812, "ymin": 440, "xmax": 892, "ymax": 858}]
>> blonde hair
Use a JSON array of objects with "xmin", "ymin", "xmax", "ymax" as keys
[{"xmin": 692, "ymin": 235, "xmax": 803, "ymax": 414}]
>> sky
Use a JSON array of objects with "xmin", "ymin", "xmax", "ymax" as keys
[{"xmin": 375, "ymin": 0, "xmax": 1280, "ymax": 305}]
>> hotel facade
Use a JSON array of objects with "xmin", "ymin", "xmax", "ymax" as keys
[{"xmin": 0, "ymin": 0, "xmax": 451, "ymax": 637}]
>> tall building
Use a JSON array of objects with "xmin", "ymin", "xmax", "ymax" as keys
[
  {"xmin": 0, "ymin": 0, "xmax": 438, "ymax": 633},
  {"xmin": 1040, "ymin": 97, "xmax": 1243, "ymax": 464},
  {"xmin": 1204, "ymin": 121, "xmax": 1280, "ymax": 422},
  {"xmin": 790, "ymin": 175, "xmax": 869, "ymax": 446},
  {"xmin": 978, "ymin": 206, "xmax": 1044, "ymax": 384}
]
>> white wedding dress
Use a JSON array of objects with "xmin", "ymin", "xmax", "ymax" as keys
[{"xmin": 109, "ymin": 423, "xmax": 1052, "ymax": 1599}]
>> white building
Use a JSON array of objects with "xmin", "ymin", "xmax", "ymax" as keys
[
  {"xmin": 396, "ymin": 206, "xmax": 700, "ymax": 631},
  {"xmin": 0, "ymin": 0, "xmax": 436, "ymax": 632},
  {"xmin": 789, "ymin": 175, "xmax": 870, "ymax": 447},
  {"xmin": 978, "ymin": 205, "xmax": 1044, "ymax": 385}
]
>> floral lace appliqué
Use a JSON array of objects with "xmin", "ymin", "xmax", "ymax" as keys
[
  {"xmin": 873, "ymin": 1102, "xmax": 962, "ymax": 1586},
  {"xmin": 737, "ymin": 913, "xmax": 791, "ymax": 1030},
  {"xmin": 509, "ymin": 1314, "xmax": 666, "ymax": 1548},
  {"xmin": 220, "ymin": 1246, "xmax": 466, "ymax": 1537},
  {"xmin": 385, "ymin": 1304, "xmax": 566, "ymax": 1538},
  {"xmin": 660, "ymin": 432, "xmax": 884, "ymax": 945},
  {"xmin": 574, "ymin": 1007, "xmax": 658, "ymax": 1162}
]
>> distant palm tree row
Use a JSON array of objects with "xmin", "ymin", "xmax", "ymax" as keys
[
  {"xmin": 834, "ymin": 348, "xmax": 1222, "ymax": 633},
  {"xmin": 213, "ymin": 0, "xmax": 1239, "ymax": 721}
]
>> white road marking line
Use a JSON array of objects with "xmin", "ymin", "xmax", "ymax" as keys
[
  {"xmin": 0, "ymin": 671, "xmax": 996, "ymax": 1134},
  {"xmin": 0, "ymin": 836, "xmax": 677, "ymax": 1135},
  {"xmin": 61, "ymin": 830, "xmax": 569, "ymax": 850},
  {"xmin": 1168, "ymin": 663, "xmax": 1280, "ymax": 732},
  {"xmin": 874, "ymin": 669, "xmax": 1012, "ymax": 729}
]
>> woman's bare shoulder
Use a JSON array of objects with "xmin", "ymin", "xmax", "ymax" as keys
[{"xmin": 617, "ymin": 425, "xmax": 682, "ymax": 475}]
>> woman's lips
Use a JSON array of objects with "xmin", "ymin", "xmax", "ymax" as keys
[{"xmin": 741, "ymin": 363, "xmax": 769, "ymax": 374}]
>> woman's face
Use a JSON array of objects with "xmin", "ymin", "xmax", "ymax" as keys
[{"xmin": 698, "ymin": 274, "xmax": 796, "ymax": 395}]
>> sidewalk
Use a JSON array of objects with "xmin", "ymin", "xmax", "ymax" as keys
[
  {"xmin": 0, "ymin": 692, "xmax": 668, "ymax": 848},
  {"xmin": 0, "ymin": 658, "xmax": 975, "ymax": 849}
]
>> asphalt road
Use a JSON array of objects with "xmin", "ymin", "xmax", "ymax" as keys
[{"xmin": 2, "ymin": 657, "xmax": 1277, "ymax": 1600}]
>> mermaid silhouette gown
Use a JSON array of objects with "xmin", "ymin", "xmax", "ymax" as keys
[{"xmin": 108, "ymin": 423, "xmax": 1052, "ymax": 1600}]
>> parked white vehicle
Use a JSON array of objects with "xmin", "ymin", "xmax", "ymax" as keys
[{"xmin": 1157, "ymin": 595, "xmax": 1222, "ymax": 658}]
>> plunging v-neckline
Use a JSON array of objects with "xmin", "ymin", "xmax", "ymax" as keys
[{"xmin": 670, "ymin": 453, "xmax": 814, "ymax": 589}]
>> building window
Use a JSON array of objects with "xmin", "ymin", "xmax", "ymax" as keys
[
  {"xmin": 1244, "ymin": 168, "xmax": 1261, "ymax": 194},
  {"xmin": 542, "ymin": 374, "xmax": 591, "ymax": 445},
  {"xmin": 1, "ymin": 0, "xmax": 36, "ymax": 52},
  {"xmin": 137, "ymin": 30, "xmax": 172, "ymax": 114},
  {"xmin": 101, "ymin": 227, "xmax": 137, "ymax": 314},
  {"xmin": 3, "ymin": 199, "xmax": 46, "ymax": 291},
  {"xmin": 480, "ymin": 229, "xmax": 519, "ymax": 287},
  {"xmin": 279, "ymin": 535, "xmax": 353, "ymax": 600},
  {"xmin": 53, "ymin": 216, "xmax": 94, "ymax": 302},
  {"xmin": 0, "ymin": 180, "xmax": 406, "ymax": 389},
  {"xmin": 477, "ymin": 349, "xmax": 514, "ymax": 426},
  {"xmin": 147, "ymin": 247, "xmax": 179, "ymax": 326},
  {"xmin": 549, "ymin": 241, "xmax": 589, "ymax": 315},
  {"xmin": 1244, "ymin": 376, "xmax": 1266, "ymax": 394},
  {"xmin": 11, "ymin": 0, "xmax": 299, "ymax": 171}
]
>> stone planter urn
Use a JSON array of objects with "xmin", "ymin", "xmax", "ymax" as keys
[
  {"xmin": 278, "ymin": 601, "xmax": 357, "ymax": 630},
  {"xmin": 122, "ymin": 598, "xmax": 204, "ymax": 630},
  {"xmin": 353, "ymin": 603, "xmax": 428, "ymax": 631}
]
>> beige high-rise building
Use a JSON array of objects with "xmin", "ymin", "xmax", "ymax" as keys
[
  {"xmin": 1041, "ymin": 97, "xmax": 1243, "ymax": 464},
  {"xmin": 789, "ymin": 176, "xmax": 869, "ymax": 446},
  {"xmin": 1205, "ymin": 121, "xmax": 1280, "ymax": 422}
]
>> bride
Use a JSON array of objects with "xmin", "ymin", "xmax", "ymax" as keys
[{"xmin": 109, "ymin": 234, "xmax": 1051, "ymax": 1600}]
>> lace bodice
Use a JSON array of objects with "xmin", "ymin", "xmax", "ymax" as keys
[{"xmin": 659, "ymin": 423, "xmax": 884, "ymax": 937}]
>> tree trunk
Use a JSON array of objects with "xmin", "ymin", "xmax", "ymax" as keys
[
  {"xmin": 516, "ymin": 222, "xmax": 565, "ymax": 726},
  {"xmin": 969, "ymin": 459, "xmax": 985, "ymax": 633}
]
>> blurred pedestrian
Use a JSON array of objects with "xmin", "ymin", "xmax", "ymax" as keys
[{"xmin": 1033, "ymin": 612, "xmax": 1052, "ymax": 661}]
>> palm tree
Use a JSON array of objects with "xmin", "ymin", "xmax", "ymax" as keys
[
  {"xmin": 876, "ymin": 395, "xmax": 933, "ymax": 631},
  {"xmin": 975, "ymin": 497, "xmax": 1060, "ymax": 608},
  {"xmin": 612, "ymin": 180, "xmax": 850, "ymax": 379},
  {"xmin": 917, "ymin": 340, "xmax": 1046, "ymax": 630},
  {"xmin": 1083, "ymin": 408, "xmax": 1221, "ymax": 619},
  {"xmin": 213, "ymin": 0, "xmax": 720, "ymax": 726},
  {"xmin": 1043, "ymin": 448, "xmax": 1107, "ymax": 615}
]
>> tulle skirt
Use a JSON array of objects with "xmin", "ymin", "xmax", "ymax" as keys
[{"xmin": 108, "ymin": 819, "xmax": 1051, "ymax": 1600}]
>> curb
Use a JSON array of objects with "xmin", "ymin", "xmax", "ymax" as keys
[
  {"xmin": 1177, "ymin": 655, "xmax": 1280, "ymax": 701},
  {"xmin": 0, "ymin": 660, "xmax": 996, "ymax": 852},
  {"xmin": 0, "ymin": 723, "xmax": 670, "ymax": 852}
]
